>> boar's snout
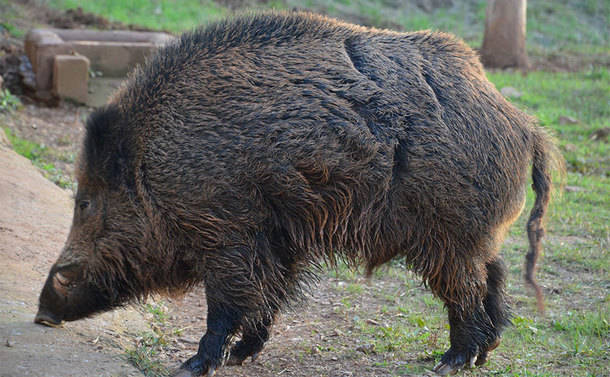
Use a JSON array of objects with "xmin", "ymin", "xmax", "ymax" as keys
[
  {"xmin": 35, "ymin": 271, "xmax": 66, "ymax": 327},
  {"xmin": 34, "ymin": 307, "xmax": 64, "ymax": 327},
  {"xmin": 35, "ymin": 264, "xmax": 83, "ymax": 327}
]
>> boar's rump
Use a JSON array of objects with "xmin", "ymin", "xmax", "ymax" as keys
[{"xmin": 35, "ymin": 11, "xmax": 563, "ymax": 377}]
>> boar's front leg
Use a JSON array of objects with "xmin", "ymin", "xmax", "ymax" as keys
[
  {"xmin": 173, "ymin": 246, "xmax": 251, "ymax": 377},
  {"xmin": 174, "ymin": 236, "xmax": 289, "ymax": 376},
  {"xmin": 174, "ymin": 300, "xmax": 242, "ymax": 377}
]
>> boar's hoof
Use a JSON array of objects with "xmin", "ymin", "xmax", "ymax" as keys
[
  {"xmin": 172, "ymin": 367, "xmax": 216, "ymax": 377},
  {"xmin": 225, "ymin": 354, "xmax": 245, "ymax": 366},
  {"xmin": 173, "ymin": 354, "xmax": 219, "ymax": 377},
  {"xmin": 432, "ymin": 363, "xmax": 457, "ymax": 376},
  {"xmin": 433, "ymin": 346, "xmax": 479, "ymax": 376},
  {"xmin": 226, "ymin": 350, "xmax": 261, "ymax": 366},
  {"xmin": 475, "ymin": 337, "xmax": 501, "ymax": 366}
]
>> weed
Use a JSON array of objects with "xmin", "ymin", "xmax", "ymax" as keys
[
  {"xmin": 3, "ymin": 127, "xmax": 74, "ymax": 189},
  {"xmin": 126, "ymin": 343, "xmax": 170, "ymax": 377},
  {"xmin": 0, "ymin": 21, "xmax": 24, "ymax": 37},
  {"xmin": 126, "ymin": 301, "xmax": 175, "ymax": 377},
  {"xmin": 47, "ymin": 0, "xmax": 229, "ymax": 33},
  {"xmin": 0, "ymin": 89, "xmax": 21, "ymax": 113}
]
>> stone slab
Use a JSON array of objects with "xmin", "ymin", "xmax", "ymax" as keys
[
  {"xmin": 53, "ymin": 54, "xmax": 90, "ymax": 103},
  {"xmin": 25, "ymin": 28, "xmax": 173, "ymax": 98}
]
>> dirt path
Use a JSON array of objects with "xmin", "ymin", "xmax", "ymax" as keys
[{"xmin": 0, "ymin": 131, "xmax": 150, "ymax": 377}]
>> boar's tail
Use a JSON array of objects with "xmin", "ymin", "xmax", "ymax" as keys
[{"xmin": 525, "ymin": 127, "xmax": 564, "ymax": 313}]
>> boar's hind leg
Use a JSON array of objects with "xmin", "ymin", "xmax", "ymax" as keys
[
  {"xmin": 433, "ymin": 257, "xmax": 509, "ymax": 376},
  {"xmin": 226, "ymin": 313, "xmax": 274, "ymax": 366},
  {"xmin": 476, "ymin": 257, "xmax": 511, "ymax": 366}
]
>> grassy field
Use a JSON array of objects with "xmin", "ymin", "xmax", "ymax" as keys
[{"xmin": 2, "ymin": 1, "xmax": 609, "ymax": 376}]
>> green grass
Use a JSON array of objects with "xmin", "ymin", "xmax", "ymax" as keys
[
  {"xmin": 46, "ymin": 0, "xmax": 230, "ymax": 32},
  {"xmin": 0, "ymin": 0, "xmax": 28, "ymax": 37},
  {"xmin": 3, "ymin": 127, "xmax": 74, "ymax": 189},
  {"xmin": 126, "ymin": 301, "xmax": 175, "ymax": 377},
  {"xmin": 0, "ymin": 21, "xmax": 24, "ymax": 37},
  {"xmin": 126, "ymin": 343, "xmax": 170, "ymax": 377},
  {"xmin": 0, "ymin": 89, "xmax": 21, "ymax": 112},
  {"xmin": 488, "ymin": 69, "xmax": 609, "ymax": 177}
]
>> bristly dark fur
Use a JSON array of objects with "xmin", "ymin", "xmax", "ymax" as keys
[
  {"xmin": 82, "ymin": 104, "xmax": 136, "ymax": 190},
  {"xmin": 38, "ymin": 11, "xmax": 564, "ymax": 376}
]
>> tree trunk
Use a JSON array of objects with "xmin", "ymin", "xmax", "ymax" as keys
[{"xmin": 480, "ymin": 0, "xmax": 529, "ymax": 70}]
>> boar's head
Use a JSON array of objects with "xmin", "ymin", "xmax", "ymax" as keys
[{"xmin": 35, "ymin": 104, "xmax": 147, "ymax": 326}]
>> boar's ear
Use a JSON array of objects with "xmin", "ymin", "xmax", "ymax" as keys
[{"xmin": 83, "ymin": 104, "xmax": 136, "ymax": 190}]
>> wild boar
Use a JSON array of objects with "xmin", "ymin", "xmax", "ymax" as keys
[{"xmin": 35, "ymin": 12, "xmax": 563, "ymax": 376}]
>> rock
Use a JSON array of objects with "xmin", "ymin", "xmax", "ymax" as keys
[
  {"xmin": 178, "ymin": 336, "xmax": 199, "ymax": 345},
  {"xmin": 559, "ymin": 116, "xmax": 579, "ymax": 125},
  {"xmin": 565, "ymin": 186, "xmax": 586, "ymax": 193},
  {"xmin": 563, "ymin": 143, "xmax": 577, "ymax": 152},
  {"xmin": 0, "ymin": 128, "xmax": 10, "ymax": 148},
  {"xmin": 500, "ymin": 86, "xmax": 522, "ymax": 98},
  {"xmin": 356, "ymin": 344, "xmax": 376, "ymax": 354}
]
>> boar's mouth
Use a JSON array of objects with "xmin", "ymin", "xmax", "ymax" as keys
[{"xmin": 34, "ymin": 309, "xmax": 64, "ymax": 327}]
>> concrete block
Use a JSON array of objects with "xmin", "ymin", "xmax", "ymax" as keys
[
  {"xmin": 25, "ymin": 28, "xmax": 173, "ymax": 98},
  {"xmin": 25, "ymin": 29, "xmax": 73, "ymax": 96},
  {"xmin": 53, "ymin": 54, "xmax": 90, "ymax": 104},
  {"xmin": 72, "ymin": 41, "xmax": 158, "ymax": 77}
]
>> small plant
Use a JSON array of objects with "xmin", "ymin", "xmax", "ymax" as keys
[
  {"xmin": 0, "ymin": 22, "xmax": 24, "ymax": 38},
  {"xmin": 88, "ymin": 69, "xmax": 103, "ymax": 78},
  {"xmin": 126, "ymin": 341, "xmax": 170, "ymax": 377},
  {"xmin": 126, "ymin": 301, "xmax": 177, "ymax": 376},
  {"xmin": 2, "ymin": 128, "xmax": 74, "ymax": 189},
  {"xmin": 0, "ymin": 89, "xmax": 21, "ymax": 113}
]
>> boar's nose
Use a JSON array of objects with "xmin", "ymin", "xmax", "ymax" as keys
[
  {"xmin": 34, "ymin": 308, "xmax": 64, "ymax": 328},
  {"xmin": 35, "ymin": 269, "xmax": 68, "ymax": 327}
]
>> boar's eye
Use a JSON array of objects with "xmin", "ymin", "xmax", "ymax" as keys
[{"xmin": 79, "ymin": 200, "xmax": 90, "ymax": 211}]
